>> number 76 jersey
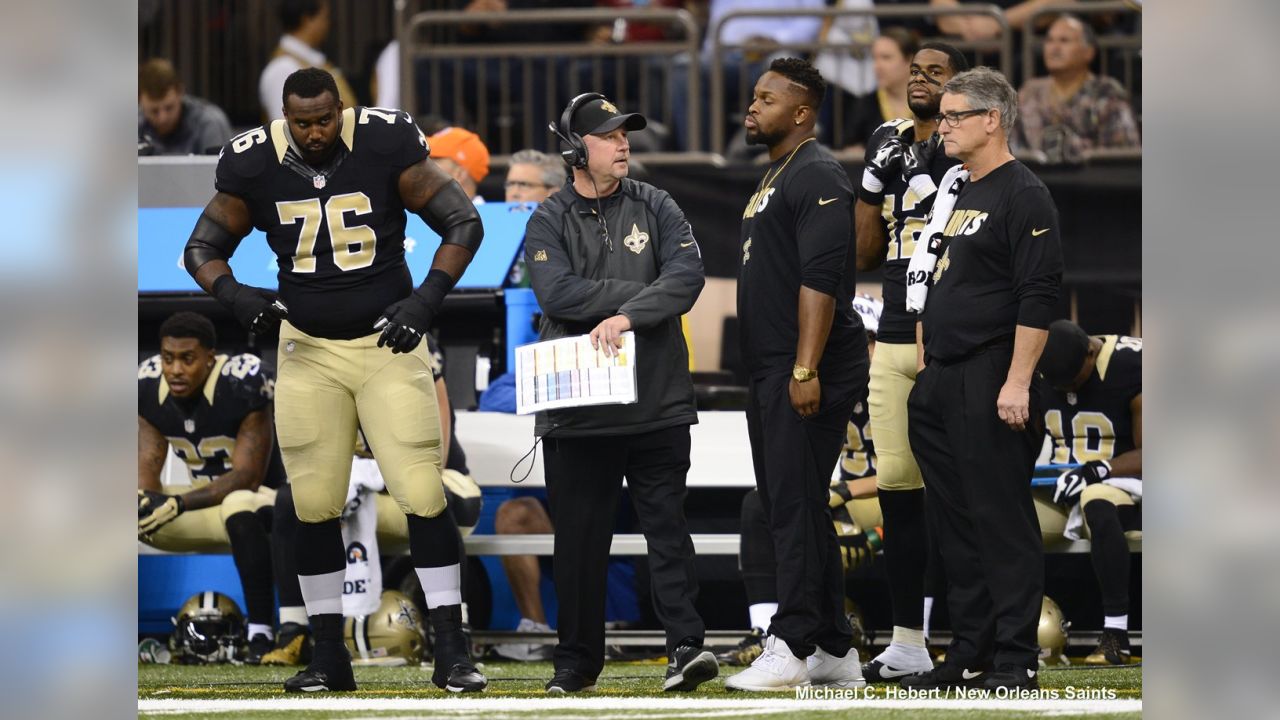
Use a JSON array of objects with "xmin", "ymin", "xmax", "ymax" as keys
[
  {"xmin": 214, "ymin": 107, "xmax": 431, "ymax": 340},
  {"xmin": 1044, "ymin": 335, "xmax": 1142, "ymax": 465}
]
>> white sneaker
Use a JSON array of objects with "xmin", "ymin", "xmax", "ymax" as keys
[
  {"xmin": 807, "ymin": 646, "xmax": 866, "ymax": 689},
  {"xmin": 724, "ymin": 635, "xmax": 810, "ymax": 691},
  {"xmin": 492, "ymin": 618, "xmax": 554, "ymax": 661}
]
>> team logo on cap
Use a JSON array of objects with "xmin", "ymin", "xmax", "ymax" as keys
[{"xmin": 600, "ymin": 100, "xmax": 619, "ymax": 114}]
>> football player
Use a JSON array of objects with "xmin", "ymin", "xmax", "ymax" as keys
[
  {"xmin": 852, "ymin": 42, "xmax": 969, "ymax": 683},
  {"xmin": 264, "ymin": 333, "xmax": 483, "ymax": 665},
  {"xmin": 183, "ymin": 67, "xmax": 485, "ymax": 692},
  {"xmin": 1036, "ymin": 319, "xmax": 1142, "ymax": 665},
  {"xmin": 138, "ymin": 311, "xmax": 283, "ymax": 664}
]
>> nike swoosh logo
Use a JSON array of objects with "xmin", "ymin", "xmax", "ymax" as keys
[
  {"xmin": 961, "ymin": 669, "xmax": 983, "ymax": 680},
  {"xmin": 818, "ymin": 197, "xmax": 838, "ymax": 206},
  {"xmin": 875, "ymin": 666, "xmax": 918, "ymax": 678},
  {"xmin": 1032, "ymin": 228, "xmax": 1050, "ymax": 236},
  {"xmin": 680, "ymin": 241, "xmax": 696, "ymax": 247}
]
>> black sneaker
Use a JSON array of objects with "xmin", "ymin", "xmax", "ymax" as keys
[
  {"xmin": 983, "ymin": 665, "xmax": 1039, "ymax": 690},
  {"xmin": 243, "ymin": 633, "xmax": 274, "ymax": 665},
  {"xmin": 283, "ymin": 642, "xmax": 357, "ymax": 693},
  {"xmin": 664, "ymin": 642, "xmax": 719, "ymax": 692},
  {"xmin": 1084, "ymin": 629, "xmax": 1132, "ymax": 666},
  {"xmin": 899, "ymin": 663, "xmax": 987, "ymax": 690},
  {"xmin": 716, "ymin": 628, "xmax": 765, "ymax": 667},
  {"xmin": 546, "ymin": 668, "xmax": 597, "ymax": 694},
  {"xmin": 428, "ymin": 605, "xmax": 488, "ymax": 693}
]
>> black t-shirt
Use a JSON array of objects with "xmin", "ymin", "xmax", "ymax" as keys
[
  {"xmin": 1044, "ymin": 335, "xmax": 1142, "ymax": 464},
  {"xmin": 738, "ymin": 139, "xmax": 862, "ymax": 377},
  {"xmin": 354, "ymin": 334, "xmax": 468, "ymax": 474},
  {"xmin": 921, "ymin": 160, "xmax": 1063, "ymax": 363},
  {"xmin": 138, "ymin": 352, "xmax": 286, "ymax": 489},
  {"xmin": 215, "ymin": 107, "xmax": 429, "ymax": 340},
  {"xmin": 857, "ymin": 119, "xmax": 961, "ymax": 344},
  {"xmin": 837, "ymin": 396, "xmax": 876, "ymax": 481}
]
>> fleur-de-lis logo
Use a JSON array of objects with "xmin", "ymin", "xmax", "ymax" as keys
[
  {"xmin": 533, "ymin": 249, "xmax": 548, "ymax": 262},
  {"xmin": 932, "ymin": 246, "xmax": 951, "ymax": 283},
  {"xmin": 600, "ymin": 100, "xmax": 619, "ymax": 114},
  {"xmin": 623, "ymin": 224, "xmax": 649, "ymax": 254}
]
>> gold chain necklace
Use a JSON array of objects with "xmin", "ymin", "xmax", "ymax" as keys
[{"xmin": 756, "ymin": 137, "xmax": 816, "ymax": 196}]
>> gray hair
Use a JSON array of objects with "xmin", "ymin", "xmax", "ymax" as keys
[
  {"xmin": 943, "ymin": 66, "xmax": 1018, "ymax": 131},
  {"xmin": 509, "ymin": 149, "xmax": 566, "ymax": 188}
]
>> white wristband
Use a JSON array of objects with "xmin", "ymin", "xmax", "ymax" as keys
[
  {"xmin": 908, "ymin": 173, "xmax": 938, "ymax": 200},
  {"xmin": 861, "ymin": 168, "xmax": 884, "ymax": 194}
]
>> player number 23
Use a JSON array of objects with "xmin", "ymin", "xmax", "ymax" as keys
[{"xmin": 276, "ymin": 192, "xmax": 378, "ymax": 273}]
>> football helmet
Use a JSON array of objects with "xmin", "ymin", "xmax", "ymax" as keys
[
  {"xmin": 843, "ymin": 598, "xmax": 871, "ymax": 659},
  {"xmin": 1037, "ymin": 596, "xmax": 1071, "ymax": 668},
  {"xmin": 344, "ymin": 590, "xmax": 428, "ymax": 666},
  {"xmin": 832, "ymin": 503, "xmax": 883, "ymax": 573},
  {"xmin": 170, "ymin": 591, "xmax": 246, "ymax": 664}
]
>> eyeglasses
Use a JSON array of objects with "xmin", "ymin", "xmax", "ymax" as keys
[
  {"xmin": 504, "ymin": 180, "xmax": 553, "ymax": 191},
  {"xmin": 933, "ymin": 108, "xmax": 991, "ymax": 127}
]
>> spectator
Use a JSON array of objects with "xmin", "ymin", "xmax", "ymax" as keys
[
  {"xmin": 505, "ymin": 149, "xmax": 565, "ymax": 204},
  {"xmin": 840, "ymin": 28, "xmax": 919, "ymax": 153},
  {"xmin": 258, "ymin": 0, "xmax": 358, "ymax": 121},
  {"xmin": 813, "ymin": 0, "xmax": 879, "ymax": 134},
  {"xmin": 138, "ymin": 59, "xmax": 232, "ymax": 155},
  {"xmin": 930, "ymin": 0, "xmax": 1064, "ymax": 42},
  {"xmin": 1013, "ymin": 14, "xmax": 1140, "ymax": 163},
  {"xmin": 429, "ymin": 127, "xmax": 492, "ymax": 203}
]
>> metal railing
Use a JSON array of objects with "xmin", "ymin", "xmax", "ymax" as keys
[
  {"xmin": 394, "ymin": 4, "xmax": 701, "ymax": 156},
  {"xmin": 708, "ymin": 3, "xmax": 1012, "ymax": 154}
]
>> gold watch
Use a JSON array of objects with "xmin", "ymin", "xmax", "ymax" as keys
[{"xmin": 792, "ymin": 364, "xmax": 818, "ymax": 383}]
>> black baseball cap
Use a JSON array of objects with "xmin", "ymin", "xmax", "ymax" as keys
[
  {"xmin": 1038, "ymin": 319, "xmax": 1091, "ymax": 388},
  {"xmin": 571, "ymin": 97, "xmax": 647, "ymax": 136}
]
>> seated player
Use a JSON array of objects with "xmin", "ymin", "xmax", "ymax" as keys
[
  {"xmin": 138, "ymin": 312, "xmax": 284, "ymax": 663},
  {"xmin": 1035, "ymin": 320, "xmax": 1142, "ymax": 665},
  {"xmin": 264, "ymin": 333, "xmax": 483, "ymax": 665}
]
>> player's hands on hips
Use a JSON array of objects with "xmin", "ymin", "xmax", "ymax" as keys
[
  {"xmin": 864, "ymin": 134, "xmax": 906, "ymax": 187},
  {"xmin": 789, "ymin": 377, "xmax": 821, "ymax": 418},
  {"xmin": 375, "ymin": 290, "xmax": 434, "ymax": 354},
  {"xmin": 590, "ymin": 314, "xmax": 632, "ymax": 358},
  {"xmin": 138, "ymin": 488, "xmax": 185, "ymax": 537},
  {"xmin": 213, "ymin": 276, "xmax": 288, "ymax": 335},
  {"xmin": 996, "ymin": 380, "xmax": 1031, "ymax": 431},
  {"xmin": 1053, "ymin": 460, "xmax": 1112, "ymax": 507}
]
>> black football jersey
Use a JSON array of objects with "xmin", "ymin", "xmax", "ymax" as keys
[
  {"xmin": 1044, "ymin": 335, "xmax": 1142, "ymax": 464},
  {"xmin": 214, "ymin": 107, "xmax": 430, "ymax": 340},
  {"xmin": 837, "ymin": 397, "xmax": 876, "ymax": 481},
  {"xmin": 860, "ymin": 119, "xmax": 961, "ymax": 344},
  {"xmin": 353, "ymin": 334, "xmax": 469, "ymax": 474},
  {"xmin": 138, "ymin": 353, "xmax": 286, "ymax": 488},
  {"xmin": 738, "ymin": 140, "xmax": 862, "ymax": 377}
]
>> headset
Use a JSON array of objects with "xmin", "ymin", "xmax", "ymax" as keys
[{"xmin": 548, "ymin": 92, "xmax": 606, "ymax": 170}]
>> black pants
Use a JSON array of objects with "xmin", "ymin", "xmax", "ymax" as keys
[
  {"xmin": 907, "ymin": 347, "xmax": 1044, "ymax": 672},
  {"xmin": 544, "ymin": 424, "xmax": 704, "ymax": 679},
  {"xmin": 746, "ymin": 362, "xmax": 864, "ymax": 659}
]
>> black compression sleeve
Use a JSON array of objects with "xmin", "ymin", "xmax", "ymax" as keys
[
  {"xmin": 184, "ymin": 212, "xmax": 245, "ymax": 276},
  {"xmin": 417, "ymin": 182, "xmax": 483, "ymax": 255}
]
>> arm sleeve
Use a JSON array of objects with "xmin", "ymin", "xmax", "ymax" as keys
[
  {"xmin": 524, "ymin": 210, "xmax": 647, "ymax": 323},
  {"xmin": 1006, "ymin": 185, "xmax": 1063, "ymax": 329},
  {"xmin": 792, "ymin": 161, "xmax": 856, "ymax": 297},
  {"xmin": 616, "ymin": 191, "xmax": 706, "ymax": 329}
]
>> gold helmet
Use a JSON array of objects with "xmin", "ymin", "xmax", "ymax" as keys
[
  {"xmin": 1038, "ymin": 595, "xmax": 1071, "ymax": 667},
  {"xmin": 831, "ymin": 502, "xmax": 882, "ymax": 574},
  {"xmin": 344, "ymin": 590, "xmax": 428, "ymax": 666},
  {"xmin": 170, "ymin": 591, "xmax": 246, "ymax": 664},
  {"xmin": 843, "ymin": 597, "xmax": 871, "ymax": 659}
]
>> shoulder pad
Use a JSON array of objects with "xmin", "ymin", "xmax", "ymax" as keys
[
  {"xmin": 215, "ymin": 126, "xmax": 273, "ymax": 194},
  {"xmin": 353, "ymin": 106, "xmax": 427, "ymax": 156},
  {"xmin": 219, "ymin": 353, "xmax": 275, "ymax": 405}
]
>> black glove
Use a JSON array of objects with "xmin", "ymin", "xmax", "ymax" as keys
[
  {"xmin": 863, "ymin": 134, "xmax": 907, "ymax": 189},
  {"xmin": 376, "ymin": 270, "xmax": 454, "ymax": 354},
  {"xmin": 902, "ymin": 134, "xmax": 941, "ymax": 185},
  {"xmin": 1053, "ymin": 460, "xmax": 1112, "ymax": 507},
  {"xmin": 212, "ymin": 275, "xmax": 288, "ymax": 335},
  {"xmin": 828, "ymin": 480, "xmax": 855, "ymax": 509},
  {"xmin": 139, "ymin": 489, "xmax": 185, "ymax": 536}
]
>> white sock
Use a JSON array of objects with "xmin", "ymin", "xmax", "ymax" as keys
[
  {"xmin": 1104, "ymin": 614, "xmax": 1128, "ymax": 632},
  {"xmin": 892, "ymin": 626, "xmax": 926, "ymax": 649},
  {"xmin": 416, "ymin": 564, "xmax": 463, "ymax": 608},
  {"xmin": 298, "ymin": 569, "xmax": 345, "ymax": 616},
  {"xmin": 748, "ymin": 602, "xmax": 777, "ymax": 633},
  {"xmin": 279, "ymin": 606, "xmax": 309, "ymax": 627},
  {"xmin": 248, "ymin": 623, "xmax": 273, "ymax": 640},
  {"xmin": 922, "ymin": 598, "xmax": 935, "ymax": 640}
]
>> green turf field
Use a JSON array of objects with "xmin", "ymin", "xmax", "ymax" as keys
[{"xmin": 138, "ymin": 660, "xmax": 1141, "ymax": 719}]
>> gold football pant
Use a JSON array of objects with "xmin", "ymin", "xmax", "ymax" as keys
[
  {"xmin": 869, "ymin": 342, "xmax": 923, "ymax": 491},
  {"xmin": 276, "ymin": 321, "xmax": 444, "ymax": 524},
  {"xmin": 142, "ymin": 486, "xmax": 276, "ymax": 552},
  {"xmin": 1034, "ymin": 483, "xmax": 1142, "ymax": 544}
]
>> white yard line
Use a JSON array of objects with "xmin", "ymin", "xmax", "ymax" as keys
[{"xmin": 139, "ymin": 696, "xmax": 1141, "ymax": 716}]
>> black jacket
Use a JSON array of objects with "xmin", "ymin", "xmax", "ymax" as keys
[{"xmin": 524, "ymin": 177, "xmax": 705, "ymax": 437}]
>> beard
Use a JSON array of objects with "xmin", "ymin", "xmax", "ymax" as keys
[
  {"xmin": 908, "ymin": 93, "xmax": 941, "ymax": 120},
  {"xmin": 745, "ymin": 124, "xmax": 785, "ymax": 148}
]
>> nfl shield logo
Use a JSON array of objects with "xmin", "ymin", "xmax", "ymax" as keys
[
  {"xmin": 313, "ymin": 175, "xmax": 326, "ymax": 189},
  {"xmin": 184, "ymin": 419, "xmax": 195, "ymax": 433}
]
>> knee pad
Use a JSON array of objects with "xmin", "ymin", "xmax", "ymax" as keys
[
  {"xmin": 220, "ymin": 489, "xmax": 263, "ymax": 523},
  {"xmin": 442, "ymin": 470, "xmax": 482, "ymax": 535}
]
